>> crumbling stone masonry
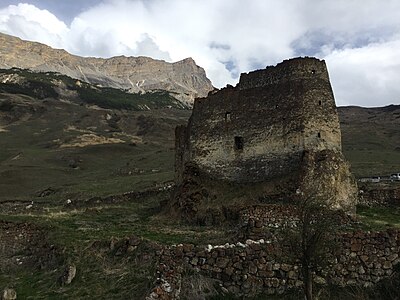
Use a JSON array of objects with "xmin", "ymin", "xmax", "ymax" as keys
[
  {"xmin": 358, "ymin": 184, "xmax": 400, "ymax": 207},
  {"xmin": 172, "ymin": 57, "xmax": 357, "ymax": 220},
  {"xmin": 148, "ymin": 229, "xmax": 400, "ymax": 298}
]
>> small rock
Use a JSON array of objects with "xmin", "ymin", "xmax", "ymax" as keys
[
  {"xmin": 1, "ymin": 288, "xmax": 17, "ymax": 300},
  {"xmin": 216, "ymin": 257, "xmax": 229, "ymax": 269},
  {"xmin": 281, "ymin": 263, "xmax": 291, "ymax": 272},
  {"xmin": 314, "ymin": 276, "xmax": 327, "ymax": 285},
  {"xmin": 350, "ymin": 243, "xmax": 362, "ymax": 252},
  {"xmin": 272, "ymin": 263, "xmax": 280, "ymax": 271},
  {"xmin": 127, "ymin": 245, "xmax": 137, "ymax": 253},
  {"xmin": 225, "ymin": 267, "xmax": 234, "ymax": 276},
  {"xmin": 383, "ymin": 261, "xmax": 392, "ymax": 269},
  {"xmin": 388, "ymin": 253, "xmax": 398, "ymax": 262},
  {"xmin": 109, "ymin": 237, "xmax": 118, "ymax": 251},
  {"xmin": 190, "ymin": 257, "xmax": 199, "ymax": 266},
  {"xmin": 59, "ymin": 264, "xmax": 77, "ymax": 285},
  {"xmin": 288, "ymin": 270, "xmax": 298, "ymax": 279}
]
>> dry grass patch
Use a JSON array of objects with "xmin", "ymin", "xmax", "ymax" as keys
[{"xmin": 60, "ymin": 134, "xmax": 125, "ymax": 148}]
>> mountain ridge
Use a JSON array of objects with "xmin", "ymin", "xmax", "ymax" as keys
[{"xmin": 0, "ymin": 32, "xmax": 214, "ymax": 105}]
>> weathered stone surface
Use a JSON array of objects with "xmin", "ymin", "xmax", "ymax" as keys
[
  {"xmin": 1, "ymin": 288, "xmax": 16, "ymax": 300},
  {"xmin": 351, "ymin": 243, "xmax": 362, "ymax": 252},
  {"xmin": 388, "ymin": 253, "xmax": 398, "ymax": 261},
  {"xmin": 358, "ymin": 185, "xmax": 400, "ymax": 207},
  {"xmin": 147, "ymin": 229, "xmax": 400, "ymax": 299},
  {"xmin": 172, "ymin": 57, "xmax": 357, "ymax": 222},
  {"xmin": 216, "ymin": 257, "xmax": 230, "ymax": 269}
]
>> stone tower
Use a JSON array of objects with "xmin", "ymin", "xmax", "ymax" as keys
[{"xmin": 173, "ymin": 57, "xmax": 357, "ymax": 222}]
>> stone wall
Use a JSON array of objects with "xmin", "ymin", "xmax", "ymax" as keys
[
  {"xmin": 149, "ymin": 230, "xmax": 400, "ymax": 299},
  {"xmin": 358, "ymin": 185, "xmax": 400, "ymax": 207},
  {"xmin": 238, "ymin": 203, "xmax": 358, "ymax": 242},
  {"xmin": 178, "ymin": 57, "xmax": 341, "ymax": 184},
  {"xmin": 238, "ymin": 205, "xmax": 300, "ymax": 240},
  {"xmin": 238, "ymin": 57, "xmax": 330, "ymax": 90}
]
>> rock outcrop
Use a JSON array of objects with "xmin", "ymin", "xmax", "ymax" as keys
[
  {"xmin": 0, "ymin": 32, "xmax": 213, "ymax": 105},
  {"xmin": 172, "ymin": 57, "xmax": 358, "ymax": 222}
]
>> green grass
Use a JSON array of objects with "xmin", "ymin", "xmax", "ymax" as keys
[
  {"xmin": 77, "ymin": 86, "xmax": 186, "ymax": 110},
  {"xmin": 0, "ymin": 68, "xmax": 191, "ymax": 202},
  {"xmin": 0, "ymin": 242, "xmax": 157, "ymax": 299},
  {"xmin": 343, "ymin": 148, "xmax": 400, "ymax": 178},
  {"xmin": 339, "ymin": 106, "xmax": 400, "ymax": 177},
  {"xmin": 0, "ymin": 91, "xmax": 188, "ymax": 201},
  {"xmin": 0, "ymin": 188, "xmax": 229, "ymax": 299},
  {"xmin": 356, "ymin": 206, "xmax": 400, "ymax": 230},
  {"xmin": 0, "ymin": 141, "xmax": 175, "ymax": 201}
]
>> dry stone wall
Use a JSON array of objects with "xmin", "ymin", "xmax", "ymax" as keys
[
  {"xmin": 149, "ymin": 230, "xmax": 400, "ymax": 299},
  {"xmin": 359, "ymin": 185, "xmax": 400, "ymax": 207}
]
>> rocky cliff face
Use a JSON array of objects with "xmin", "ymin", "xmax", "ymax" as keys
[{"xmin": 0, "ymin": 32, "xmax": 213, "ymax": 105}]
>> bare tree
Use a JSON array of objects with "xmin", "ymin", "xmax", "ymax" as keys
[{"xmin": 286, "ymin": 191, "xmax": 342, "ymax": 300}]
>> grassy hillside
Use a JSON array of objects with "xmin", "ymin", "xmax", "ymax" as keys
[
  {"xmin": 0, "ymin": 68, "xmax": 192, "ymax": 202},
  {"xmin": 338, "ymin": 105, "xmax": 400, "ymax": 177},
  {"xmin": 0, "ymin": 93, "xmax": 190, "ymax": 202}
]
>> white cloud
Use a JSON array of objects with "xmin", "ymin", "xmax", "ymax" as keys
[
  {"xmin": 324, "ymin": 38, "xmax": 400, "ymax": 107},
  {"xmin": 0, "ymin": 0, "xmax": 400, "ymax": 107},
  {"xmin": 0, "ymin": 3, "xmax": 68, "ymax": 47}
]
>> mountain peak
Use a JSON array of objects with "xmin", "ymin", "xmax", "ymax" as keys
[{"xmin": 177, "ymin": 57, "xmax": 196, "ymax": 64}]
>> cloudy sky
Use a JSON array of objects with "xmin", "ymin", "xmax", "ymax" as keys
[{"xmin": 0, "ymin": 0, "xmax": 399, "ymax": 107}]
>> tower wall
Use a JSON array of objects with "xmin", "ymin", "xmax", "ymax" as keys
[
  {"xmin": 179, "ymin": 57, "xmax": 341, "ymax": 183},
  {"xmin": 173, "ymin": 57, "xmax": 357, "ymax": 215}
]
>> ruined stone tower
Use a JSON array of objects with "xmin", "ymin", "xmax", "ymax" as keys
[{"xmin": 173, "ymin": 57, "xmax": 357, "ymax": 222}]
